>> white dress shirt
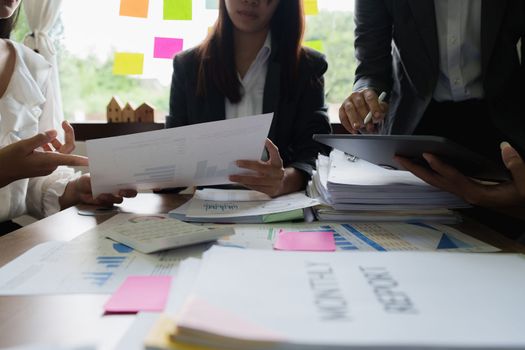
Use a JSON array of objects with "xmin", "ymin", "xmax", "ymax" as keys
[
  {"xmin": 433, "ymin": 0, "xmax": 484, "ymax": 102},
  {"xmin": 0, "ymin": 40, "xmax": 78, "ymax": 222},
  {"xmin": 225, "ymin": 33, "xmax": 272, "ymax": 119}
]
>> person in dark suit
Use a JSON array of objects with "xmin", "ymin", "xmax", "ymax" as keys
[
  {"xmin": 167, "ymin": 0, "xmax": 331, "ymax": 197},
  {"xmin": 339, "ymin": 0, "xmax": 525, "ymax": 208}
]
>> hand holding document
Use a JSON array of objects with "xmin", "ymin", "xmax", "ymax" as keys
[{"xmin": 86, "ymin": 113, "xmax": 273, "ymax": 196}]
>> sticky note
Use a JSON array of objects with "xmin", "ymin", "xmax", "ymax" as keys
[
  {"xmin": 120, "ymin": 0, "xmax": 150, "ymax": 18},
  {"xmin": 304, "ymin": 0, "xmax": 319, "ymax": 16},
  {"xmin": 154, "ymin": 37, "xmax": 184, "ymax": 59},
  {"xmin": 104, "ymin": 276, "xmax": 172, "ymax": 313},
  {"xmin": 206, "ymin": 0, "xmax": 219, "ymax": 10},
  {"xmin": 303, "ymin": 40, "xmax": 324, "ymax": 53},
  {"xmin": 113, "ymin": 52, "xmax": 144, "ymax": 75},
  {"xmin": 164, "ymin": 0, "xmax": 192, "ymax": 20},
  {"xmin": 274, "ymin": 230, "xmax": 336, "ymax": 252}
]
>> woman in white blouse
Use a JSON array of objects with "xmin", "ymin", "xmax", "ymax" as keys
[{"xmin": 0, "ymin": 1, "xmax": 135, "ymax": 235}]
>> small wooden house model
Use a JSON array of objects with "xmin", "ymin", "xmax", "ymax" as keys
[
  {"xmin": 135, "ymin": 102, "xmax": 155, "ymax": 123},
  {"xmin": 122, "ymin": 102, "xmax": 136, "ymax": 123},
  {"xmin": 107, "ymin": 96, "xmax": 124, "ymax": 123}
]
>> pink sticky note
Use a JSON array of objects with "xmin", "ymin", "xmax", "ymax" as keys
[
  {"xmin": 104, "ymin": 276, "xmax": 172, "ymax": 314},
  {"xmin": 274, "ymin": 230, "xmax": 336, "ymax": 252},
  {"xmin": 154, "ymin": 37, "xmax": 183, "ymax": 59}
]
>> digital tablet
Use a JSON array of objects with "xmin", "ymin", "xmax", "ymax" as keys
[{"xmin": 313, "ymin": 134, "xmax": 511, "ymax": 182}]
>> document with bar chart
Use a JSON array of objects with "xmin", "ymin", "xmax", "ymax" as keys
[
  {"xmin": 0, "ymin": 215, "xmax": 205, "ymax": 295},
  {"xmin": 217, "ymin": 222, "xmax": 499, "ymax": 252},
  {"xmin": 86, "ymin": 113, "xmax": 273, "ymax": 196}
]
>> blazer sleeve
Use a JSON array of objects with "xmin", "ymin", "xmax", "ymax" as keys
[
  {"xmin": 353, "ymin": 0, "xmax": 394, "ymax": 94},
  {"xmin": 167, "ymin": 53, "xmax": 190, "ymax": 128},
  {"xmin": 288, "ymin": 49, "xmax": 332, "ymax": 179}
]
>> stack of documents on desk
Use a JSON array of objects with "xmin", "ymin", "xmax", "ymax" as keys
[
  {"xmin": 169, "ymin": 188, "xmax": 319, "ymax": 223},
  {"xmin": 308, "ymin": 150, "xmax": 468, "ymax": 222},
  {"xmin": 145, "ymin": 246, "xmax": 525, "ymax": 350}
]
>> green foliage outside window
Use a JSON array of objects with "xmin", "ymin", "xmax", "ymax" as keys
[{"xmin": 305, "ymin": 11, "xmax": 356, "ymax": 105}]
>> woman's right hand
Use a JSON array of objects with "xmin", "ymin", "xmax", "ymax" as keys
[
  {"xmin": 339, "ymin": 89, "xmax": 388, "ymax": 134},
  {"xmin": 0, "ymin": 130, "xmax": 88, "ymax": 188}
]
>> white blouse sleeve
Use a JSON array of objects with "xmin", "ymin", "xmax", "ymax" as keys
[
  {"xmin": 25, "ymin": 61, "xmax": 79, "ymax": 218},
  {"xmin": 26, "ymin": 167, "xmax": 80, "ymax": 218}
]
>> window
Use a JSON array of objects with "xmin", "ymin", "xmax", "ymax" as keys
[{"xmin": 15, "ymin": 0, "xmax": 356, "ymax": 123}]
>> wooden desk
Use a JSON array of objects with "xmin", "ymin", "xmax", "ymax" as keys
[
  {"xmin": 0, "ymin": 193, "xmax": 523, "ymax": 349},
  {"xmin": 0, "ymin": 194, "xmax": 188, "ymax": 349}
]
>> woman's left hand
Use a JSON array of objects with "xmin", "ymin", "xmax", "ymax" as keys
[
  {"xmin": 229, "ymin": 139, "xmax": 288, "ymax": 197},
  {"xmin": 60, "ymin": 173, "xmax": 138, "ymax": 209}
]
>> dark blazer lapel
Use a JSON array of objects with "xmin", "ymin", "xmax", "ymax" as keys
[
  {"xmin": 407, "ymin": 0, "xmax": 439, "ymax": 70},
  {"xmin": 481, "ymin": 0, "xmax": 508, "ymax": 77},
  {"xmin": 263, "ymin": 57, "xmax": 281, "ymax": 138},
  {"xmin": 263, "ymin": 59, "xmax": 281, "ymax": 114}
]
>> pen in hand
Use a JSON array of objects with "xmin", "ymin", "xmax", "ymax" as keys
[{"xmin": 364, "ymin": 91, "xmax": 387, "ymax": 125}]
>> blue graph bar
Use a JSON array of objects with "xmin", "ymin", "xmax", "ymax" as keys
[
  {"xmin": 342, "ymin": 224, "xmax": 387, "ymax": 251},
  {"xmin": 333, "ymin": 232, "xmax": 359, "ymax": 250},
  {"xmin": 83, "ymin": 272, "xmax": 113, "ymax": 286},
  {"xmin": 96, "ymin": 256, "xmax": 126, "ymax": 269}
]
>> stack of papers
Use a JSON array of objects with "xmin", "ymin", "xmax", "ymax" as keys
[
  {"xmin": 169, "ymin": 189, "xmax": 320, "ymax": 224},
  {"xmin": 308, "ymin": 150, "xmax": 468, "ymax": 222},
  {"xmin": 145, "ymin": 246, "xmax": 525, "ymax": 350}
]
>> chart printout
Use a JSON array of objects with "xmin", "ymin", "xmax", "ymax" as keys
[{"xmin": 86, "ymin": 113, "xmax": 273, "ymax": 196}]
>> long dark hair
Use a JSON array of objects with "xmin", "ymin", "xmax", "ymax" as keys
[
  {"xmin": 196, "ymin": 0, "xmax": 305, "ymax": 103},
  {"xmin": 0, "ymin": 6, "xmax": 21, "ymax": 39}
]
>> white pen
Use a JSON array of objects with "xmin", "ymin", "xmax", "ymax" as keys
[{"xmin": 363, "ymin": 91, "xmax": 387, "ymax": 124}]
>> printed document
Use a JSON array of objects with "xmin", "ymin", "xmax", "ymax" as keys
[
  {"xmin": 87, "ymin": 113, "xmax": 273, "ymax": 196},
  {"xmin": 217, "ymin": 222, "xmax": 499, "ymax": 252},
  {"xmin": 170, "ymin": 247, "xmax": 525, "ymax": 349},
  {"xmin": 0, "ymin": 214, "xmax": 207, "ymax": 295}
]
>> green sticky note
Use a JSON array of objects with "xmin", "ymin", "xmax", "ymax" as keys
[
  {"xmin": 113, "ymin": 53, "xmax": 144, "ymax": 75},
  {"xmin": 303, "ymin": 40, "xmax": 324, "ymax": 53},
  {"xmin": 262, "ymin": 209, "xmax": 304, "ymax": 223},
  {"xmin": 164, "ymin": 0, "xmax": 192, "ymax": 20},
  {"xmin": 304, "ymin": 0, "xmax": 319, "ymax": 15}
]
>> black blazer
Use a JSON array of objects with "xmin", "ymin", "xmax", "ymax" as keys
[
  {"xmin": 167, "ymin": 46, "xmax": 332, "ymax": 179},
  {"xmin": 354, "ymin": 0, "xmax": 525, "ymax": 155}
]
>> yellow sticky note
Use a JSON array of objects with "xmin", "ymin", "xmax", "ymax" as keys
[
  {"xmin": 120, "ymin": 0, "xmax": 149, "ymax": 18},
  {"xmin": 303, "ymin": 40, "xmax": 324, "ymax": 53},
  {"xmin": 304, "ymin": 0, "xmax": 319, "ymax": 15},
  {"xmin": 113, "ymin": 53, "xmax": 144, "ymax": 75},
  {"xmin": 164, "ymin": 0, "xmax": 192, "ymax": 20}
]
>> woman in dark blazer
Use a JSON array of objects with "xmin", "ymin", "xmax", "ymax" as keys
[{"xmin": 167, "ymin": 0, "xmax": 331, "ymax": 197}]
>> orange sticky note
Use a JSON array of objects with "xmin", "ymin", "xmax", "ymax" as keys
[
  {"xmin": 274, "ymin": 230, "xmax": 336, "ymax": 252},
  {"xmin": 120, "ymin": 0, "xmax": 150, "ymax": 18},
  {"xmin": 113, "ymin": 52, "xmax": 144, "ymax": 75}
]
